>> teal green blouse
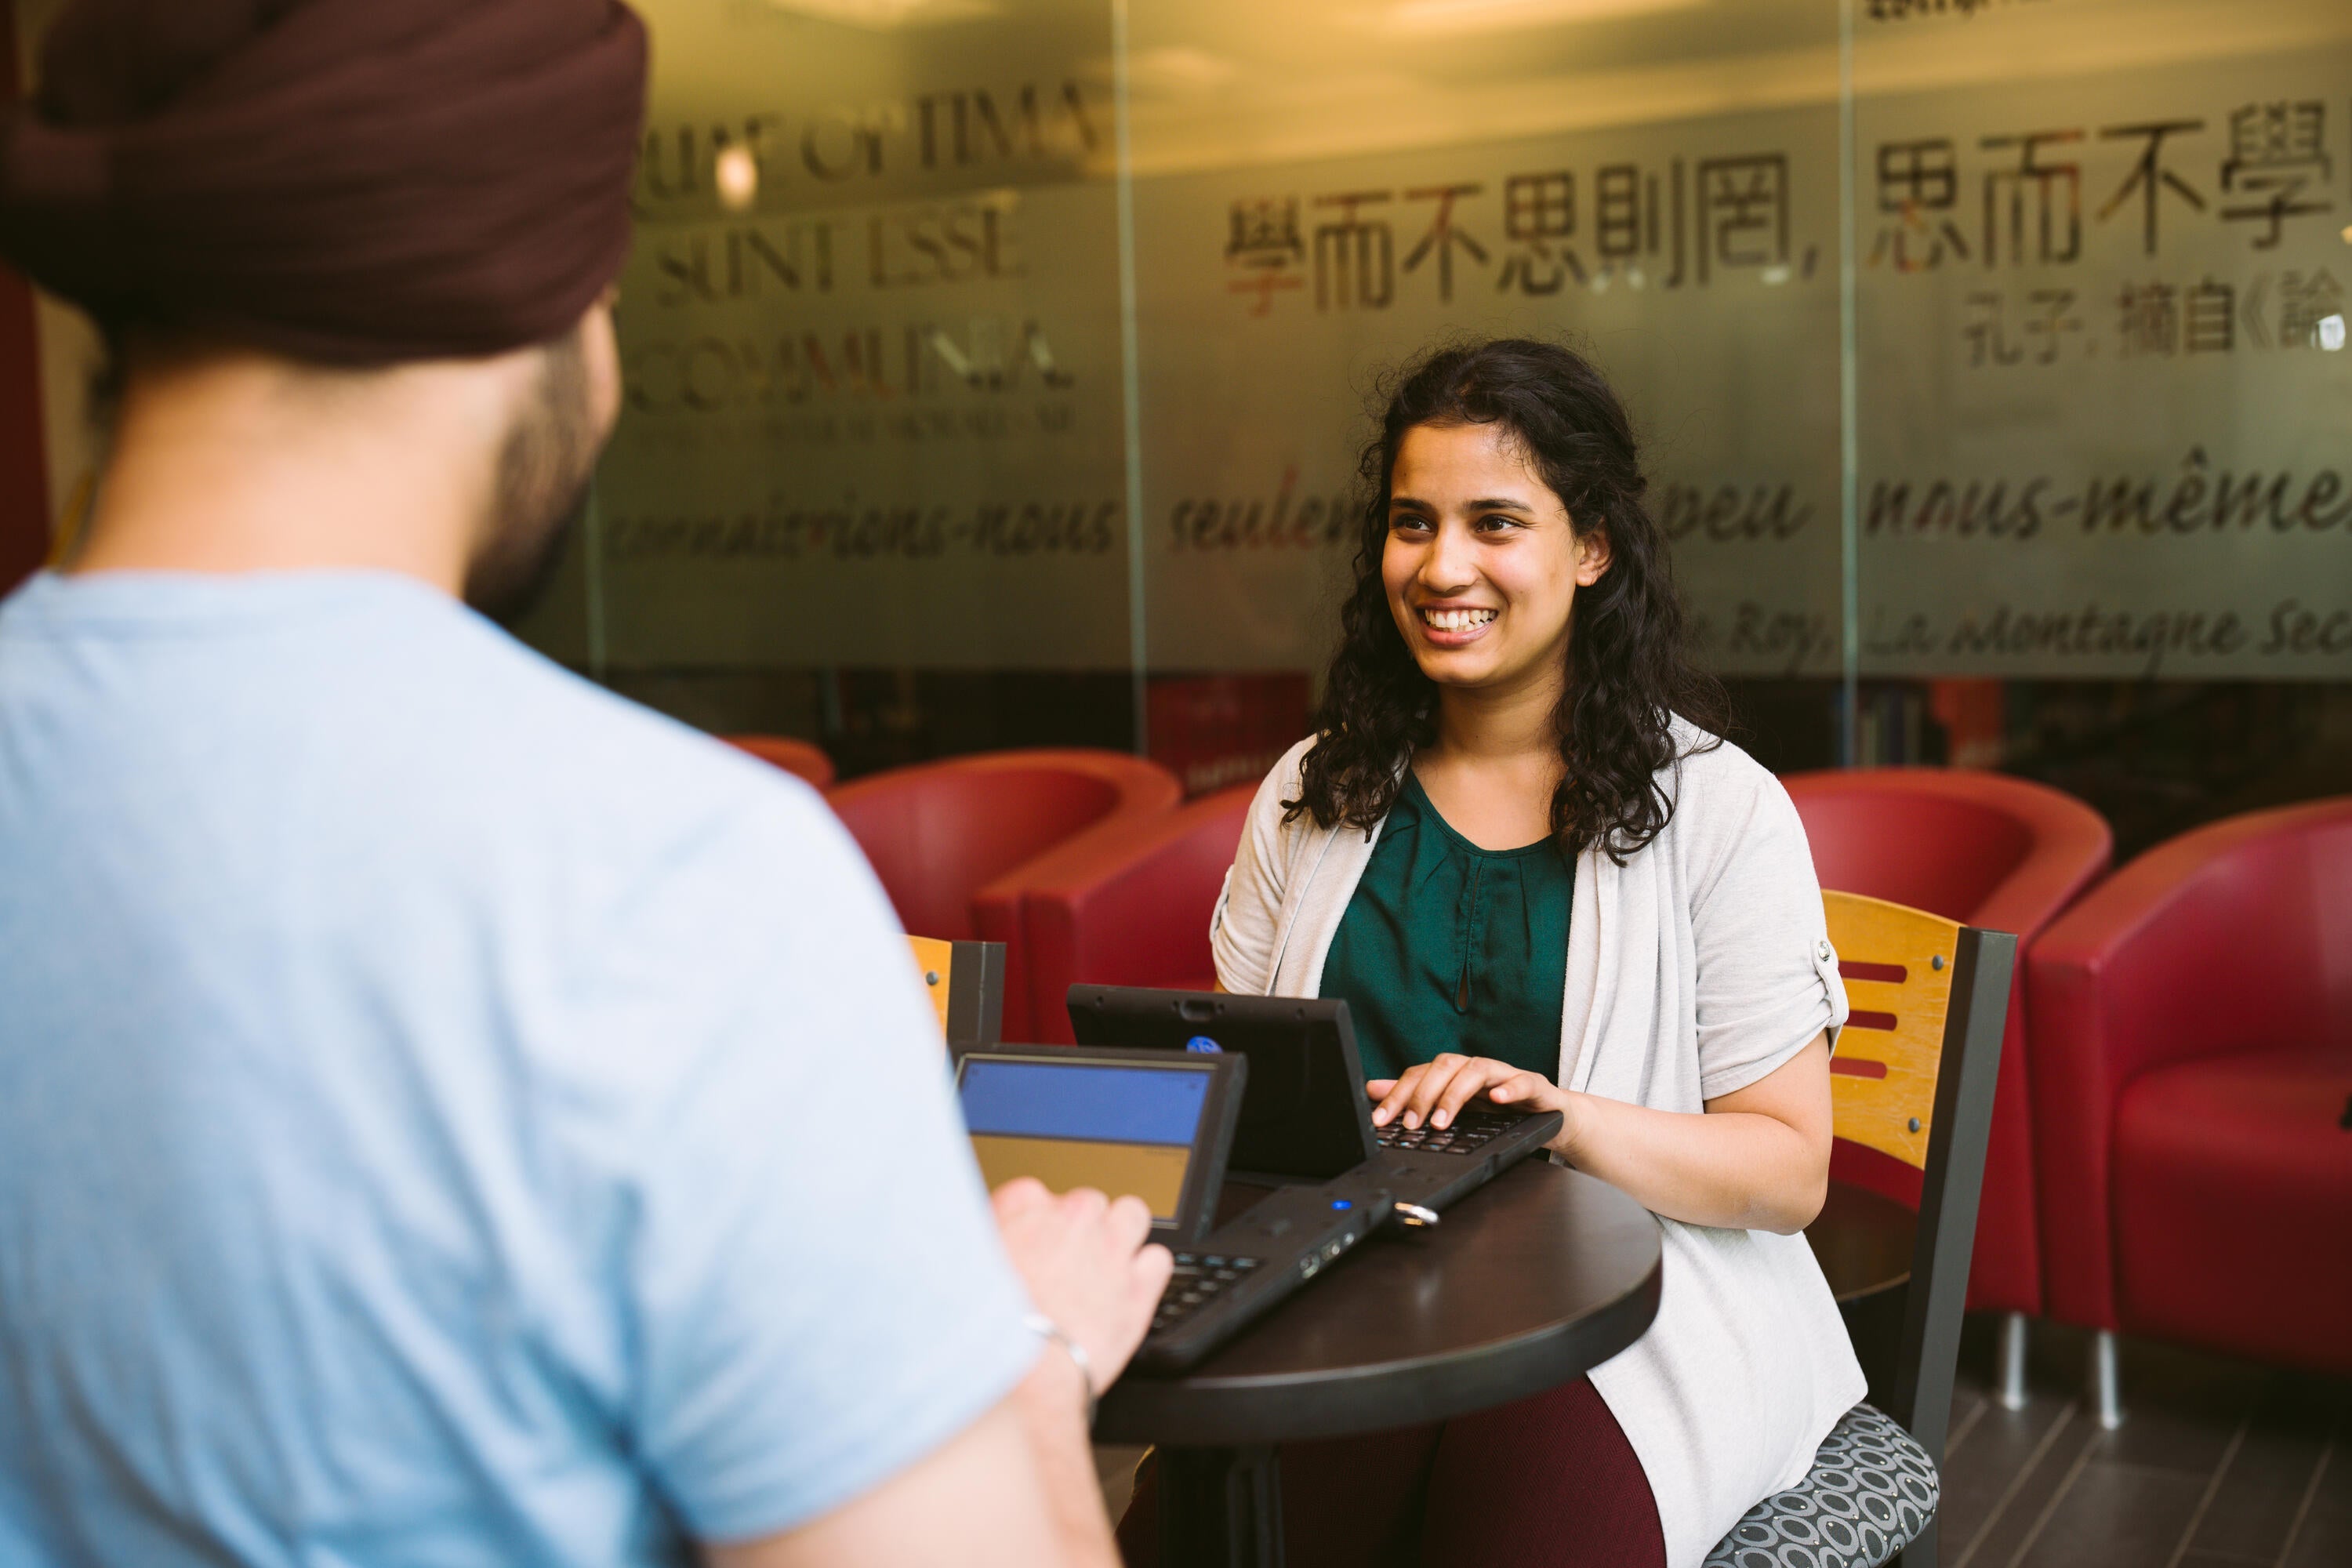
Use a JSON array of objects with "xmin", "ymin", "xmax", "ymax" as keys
[{"xmin": 1318, "ymin": 771, "xmax": 1574, "ymax": 1086}]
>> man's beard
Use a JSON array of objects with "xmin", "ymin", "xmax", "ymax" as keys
[{"xmin": 465, "ymin": 330, "xmax": 600, "ymax": 628}]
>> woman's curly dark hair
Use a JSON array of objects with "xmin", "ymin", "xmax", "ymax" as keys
[{"xmin": 1288, "ymin": 337, "xmax": 1727, "ymax": 863}]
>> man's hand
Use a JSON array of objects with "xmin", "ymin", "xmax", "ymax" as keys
[
  {"xmin": 991, "ymin": 1180, "xmax": 1172, "ymax": 1392},
  {"xmin": 1369, "ymin": 1054, "xmax": 1578, "ymax": 1155}
]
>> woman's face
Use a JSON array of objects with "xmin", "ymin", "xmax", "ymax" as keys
[{"xmin": 1381, "ymin": 420, "xmax": 1610, "ymax": 701}]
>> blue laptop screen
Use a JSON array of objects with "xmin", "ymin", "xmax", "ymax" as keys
[
  {"xmin": 957, "ymin": 1058, "xmax": 1211, "ymax": 1225},
  {"xmin": 958, "ymin": 1059, "xmax": 1209, "ymax": 1145}
]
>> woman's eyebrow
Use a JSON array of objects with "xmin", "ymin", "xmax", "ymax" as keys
[{"xmin": 1388, "ymin": 495, "xmax": 1539, "ymax": 513}]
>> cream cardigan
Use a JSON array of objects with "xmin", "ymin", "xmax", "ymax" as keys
[{"xmin": 1210, "ymin": 727, "xmax": 1867, "ymax": 1568}]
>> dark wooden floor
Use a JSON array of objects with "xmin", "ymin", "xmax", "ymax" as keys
[
  {"xmin": 1093, "ymin": 1316, "xmax": 2351, "ymax": 1566},
  {"xmin": 1934, "ymin": 1319, "xmax": 2347, "ymax": 1568}
]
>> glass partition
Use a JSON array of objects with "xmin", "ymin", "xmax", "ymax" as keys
[
  {"xmin": 1123, "ymin": 0, "xmax": 1846, "ymax": 784},
  {"xmin": 513, "ymin": 0, "xmax": 2352, "ymax": 842},
  {"xmin": 1849, "ymin": 0, "xmax": 2352, "ymax": 848},
  {"xmin": 517, "ymin": 0, "xmax": 1138, "ymax": 772}
]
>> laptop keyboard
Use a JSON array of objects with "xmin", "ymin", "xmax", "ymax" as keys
[
  {"xmin": 1374, "ymin": 1107, "xmax": 1522, "ymax": 1155},
  {"xmin": 1152, "ymin": 1251, "xmax": 1263, "ymax": 1333}
]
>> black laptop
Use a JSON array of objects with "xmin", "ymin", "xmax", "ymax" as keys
[
  {"xmin": 950, "ymin": 1044, "xmax": 1387, "ymax": 1375},
  {"xmin": 1065, "ymin": 985, "xmax": 1563, "ymax": 1221}
]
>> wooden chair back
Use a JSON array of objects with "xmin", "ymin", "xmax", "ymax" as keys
[
  {"xmin": 1822, "ymin": 891, "xmax": 2015, "ymax": 1499},
  {"xmin": 1824, "ymin": 893, "xmax": 1965, "ymax": 1172},
  {"xmin": 906, "ymin": 936, "xmax": 1007, "ymax": 1049}
]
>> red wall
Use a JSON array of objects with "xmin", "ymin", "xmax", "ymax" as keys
[{"xmin": 1, "ymin": 0, "xmax": 53, "ymax": 593}]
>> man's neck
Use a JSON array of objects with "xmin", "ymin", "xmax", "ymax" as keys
[{"xmin": 64, "ymin": 347, "xmax": 499, "ymax": 596}]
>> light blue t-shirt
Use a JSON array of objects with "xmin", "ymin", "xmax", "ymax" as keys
[{"xmin": 0, "ymin": 570, "xmax": 1038, "ymax": 1566}]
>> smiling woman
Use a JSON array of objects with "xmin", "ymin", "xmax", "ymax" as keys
[
  {"xmin": 1125, "ymin": 338, "xmax": 1867, "ymax": 1568},
  {"xmin": 1295, "ymin": 337, "xmax": 1731, "ymax": 863}
]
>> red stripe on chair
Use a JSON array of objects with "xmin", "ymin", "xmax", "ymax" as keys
[
  {"xmin": 1839, "ymin": 960, "xmax": 1907, "ymax": 984},
  {"xmin": 1831, "ymin": 1058, "xmax": 1890, "ymax": 1079},
  {"xmin": 1846, "ymin": 1010, "xmax": 1899, "ymax": 1031}
]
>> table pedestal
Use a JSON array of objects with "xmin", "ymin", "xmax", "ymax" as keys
[
  {"xmin": 1158, "ymin": 1445, "xmax": 1283, "ymax": 1568},
  {"xmin": 1100, "ymin": 1162, "xmax": 1663, "ymax": 1568}
]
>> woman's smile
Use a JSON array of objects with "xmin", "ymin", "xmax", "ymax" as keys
[{"xmin": 1416, "ymin": 602, "xmax": 1500, "ymax": 644}]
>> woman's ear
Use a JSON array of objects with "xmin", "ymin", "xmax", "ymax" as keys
[{"xmin": 1574, "ymin": 526, "xmax": 1613, "ymax": 586}]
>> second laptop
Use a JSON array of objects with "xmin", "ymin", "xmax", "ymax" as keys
[{"xmin": 1065, "ymin": 985, "xmax": 1563, "ymax": 1221}]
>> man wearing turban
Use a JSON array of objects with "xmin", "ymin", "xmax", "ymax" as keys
[{"xmin": 0, "ymin": 5, "xmax": 1167, "ymax": 1566}]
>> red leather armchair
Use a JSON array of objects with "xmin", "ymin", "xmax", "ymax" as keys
[
  {"xmin": 824, "ymin": 750, "xmax": 1183, "ymax": 1040},
  {"xmin": 723, "ymin": 735, "xmax": 837, "ymax": 789},
  {"xmin": 1009, "ymin": 785, "xmax": 1255, "ymax": 1043},
  {"xmin": 1784, "ymin": 768, "xmax": 2113, "ymax": 1329},
  {"xmin": 2028, "ymin": 796, "xmax": 2352, "ymax": 1375}
]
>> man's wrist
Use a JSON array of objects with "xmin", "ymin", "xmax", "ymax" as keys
[{"xmin": 1022, "ymin": 1312, "xmax": 1097, "ymax": 1428}]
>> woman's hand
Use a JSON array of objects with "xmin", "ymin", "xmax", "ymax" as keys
[
  {"xmin": 1367, "ymin": 1053, "xmax": 1577, "ymax": 1151},
  {"xmin": 1368, "ymin": 1036, "xmax": 1834, "ymax": 1232}
]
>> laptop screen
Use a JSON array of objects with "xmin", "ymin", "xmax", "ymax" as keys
[
  {"xmin": 957, "ymin": 1056, "xmax": 1213, "ymax": 1225},
  {"xmin": 1065, "ymin": 988, "xmax": 1380, "ymax": 1181}
]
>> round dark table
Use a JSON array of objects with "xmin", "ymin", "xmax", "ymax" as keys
[{"xmin": 1094, "ymin": 1159, "xmax": 1663, "ymax": 1568}]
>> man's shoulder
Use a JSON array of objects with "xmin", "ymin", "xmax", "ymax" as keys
[
  {"xmin": 358, "ymin": 610, "xmax": 904, "ymax": 1081},
  {"xmin": 388, "ymin": 599, "xmax": 818, "ymax": 827},
  {"xmin": 314, "ymin": 591, "xmax": 851, "ymax": 935}
]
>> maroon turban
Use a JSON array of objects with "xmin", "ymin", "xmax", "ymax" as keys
[{"xmin": 0, "ymin": 0, "xmax": 646, "ymax": 364}]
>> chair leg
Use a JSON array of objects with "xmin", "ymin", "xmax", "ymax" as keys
[
  {"xmin": 2090, "ymin": 1329, "xmax": 2125, "ymax": 1429},
  {"xmin": 1994, "ymin": 1312, "xmax": 2030, "ymax": 1411}
]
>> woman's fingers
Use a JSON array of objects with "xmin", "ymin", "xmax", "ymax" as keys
[
  {"xmin": 1402, "ymin": 1054, "xmax": 1474, "ymax": 1128},
  {"xmin": 1433, "ymin": 1062, "xmax": 1526, "ymax": 1127},
  {"xmin": 1370, "ymin": 1071, "xmax": 1414, "ymax": 1127},
  {"xmin": 1373, "ymin": 1058, "xmax": 1554, "ymax": 1128},
  {"xmin": 1370, "ymin": 1065, "xmax": 1436, "ymax": 1127}
]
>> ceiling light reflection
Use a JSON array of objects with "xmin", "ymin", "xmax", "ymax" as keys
[
  {"xmin": 714, "ymin": 144, "xmax": 759, "ymax": 212},
  {"xmin": 1380, "ymin": 0, "xmax": 1708, "ymax": 37},
  {"xmin": 757, "ymin": 0, "xmax": 1000, "ymax": 31}
]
